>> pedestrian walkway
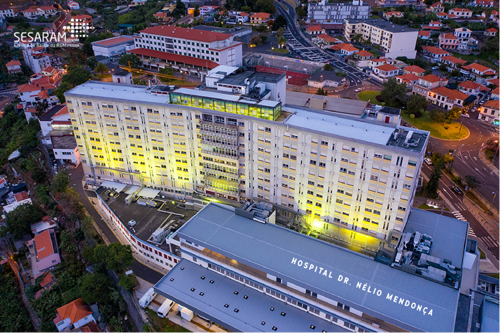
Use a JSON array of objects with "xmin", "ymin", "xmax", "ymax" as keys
[{"xmin": 452, "ymin": 210, "xmax": 467, "ymax": 221}]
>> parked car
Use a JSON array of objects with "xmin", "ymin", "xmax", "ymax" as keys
[
  {"xmin": 355, "ymin": 88, "xmax": 363, "ymax": 92},
  {"xmin": 460, "ymin": 113, "xmax": 470, "ymax": 118},
  {"xmin": 432, "ymin": 66, "xmax": 439, "ymax": 70},
  {"xmin": 424, "ymin": 157, "xmax": 433, "ymax": 165},
  {"xmin": 451, "ymin": 186, "xmax": 463, "ymax": 195}
]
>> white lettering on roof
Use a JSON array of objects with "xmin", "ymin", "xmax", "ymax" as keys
[{"xmin": 290, "ymin": 257, "xmax": 434, "ymax": 317}]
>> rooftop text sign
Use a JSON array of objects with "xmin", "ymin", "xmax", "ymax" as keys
[{"xmin": 290, "ymin": 257, "xmax": 434, "ymax": 317}]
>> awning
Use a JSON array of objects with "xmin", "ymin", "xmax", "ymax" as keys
[
  {"xmin": 100, "ymin": 181, "xmax": 127, "ymax": 193},
  {"xmin": 138, "ymin": 187, "xmax": 160, "ymax": 199}
]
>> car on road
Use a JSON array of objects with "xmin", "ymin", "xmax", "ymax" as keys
[
  {"xmin": 424, "ymin": 157, "xmax": 433, "ymax": 165},
  {"xmin": 432, "ymin": 66, "xmax": 439, "ymax": 70},
  {"xmin": 451, "ymin": 186, "xmax": 463, "ymax": 195},
  {"xmin": 460, "ymin": 113, "xmax": 470, "ymax": 118},
  {"xmin": 355, "ymin": 88, "xmax": 363, "ymax": 92}
]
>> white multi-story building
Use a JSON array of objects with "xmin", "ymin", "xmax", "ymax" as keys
[
  {"xmin": 92, "ymin": 36, "xmax": 135, "ymax": 57},
  {"xmin": 0, "ymin": 6, "xmax": 15, "ymax": 19},
  {"xmin": 133, "ymin": 26, "xmax": 243, "ymax": 67},
  {"xmin": 344, "ymin": 19, "xmax": 418, "ymax": 59},
  {"xmin": 22, "ymin": 46, "xmax": 61, "ymax": 74},
  {"xmin": 65, "ymin": 70, "xmax": 429, "ymax": 249},
  {"xmin": 22, "ymin": 6, "xmax": 58, "ymax": 20},
  {"xmin": 307, "ymin": 0, "xmax": 370, "ymax": 24}
]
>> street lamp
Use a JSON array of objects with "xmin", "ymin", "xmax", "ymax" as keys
[{"xmin": 492, "ymin": 140, "xmax": 499, "ymax": 162}]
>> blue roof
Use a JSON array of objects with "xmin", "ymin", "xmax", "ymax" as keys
[
  {"xmin": 154, "ymin": 259, "xmax": 350, "ymax": 332},
  {"xmin": 481, "ymin": 298, "xmax": 499, "ymax": 333},
  {"xmin": 176, "ymin": 203, "xmax": 461, "ymax": 332}
]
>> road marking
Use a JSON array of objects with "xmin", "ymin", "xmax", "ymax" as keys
[
  {"xmin": 452, "ymin": 210, "xmax": 467, "ymax": 221},
  {"xmin": 479, "ymin": 235, "xmax": 498, "ymax": 249}
]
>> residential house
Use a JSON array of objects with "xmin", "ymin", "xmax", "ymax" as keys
[
  {"xmin": 412, "ymin": 74, "xmax": 449, "ymax": 97},
  {"xmin": 480, "ymin": 9, "xmax": 499, "ymax": 22},
  {"xmin": 454, "ymin": 27, "xmax": 473, "ymax": 51},
  {"xmin": 3, "ymin": 191, "xmax": 33, "ymax": 214},
  {"xmin": 314, "ymin": 34, "xmax": 342, "ymax": 47},
  {"xmin": 250, "ymin": 12, "xmax": 271, "ymax": 25},
  {"xmin": 436, "ymin": 12, "xmax": 450, "ymax": 20},
  {"xmin": 35, "ymin": 272, "xmax": 55, "ymax": 299},
  {"xmin": 449, "ymin": 8, "xmax": 473, "ymax": 18},
  {"xmin": 427, "ymin": 86, "xmax": 469, "ymax": 109},
  {"xmin": 0, "ymin": 6, "xmax": 15, "ymax": 19},
  {"xmin": 421, "ymin": 46, "xmax": 450, "ymax": 62},
  {"xmin": 50, "ymin": 106, "xmax": 81, "ymax": 166},
  {"xmin": 383, "ymin": 11, "xmax": 403, "ymax": 20},
  {"xmin": 307, "ymin": 71, "xmax": 346, "ymax": 88},
  {"xmin": 373, "ymin": 64, "xmax": 400, "ymax": 79},
  {"xmin": 418, "ymin": 30, "xmax": 431, "ymax": 40},
  {"xmin": 428, "ymin": 2, "xmax": 445, "ymax": 13},
  {"xmin": 22, "ymin": 6, "xmax": 58, "ymax": 20},
  {"xmin": 397, "ymin": 73, "xmax": 420, "ymax": 89},
  {"xmin": 478, "ymin": 100, "xmax": 499, "ymax": 124},
  {"xmin": 458, "ymin": 81, "xmax": 489, "ymax": 96},
  {"xmin": 67, "ymin": 1, "xmax": 80, "ymax": 10},
  {"xmin": 463, "ymin": 63, "xmax": 498, "ymax": 81},
  {"xmin": 31, "ymin": 216, "xmax": 59, "ymax": 235},
  {"xmin": 422, "ymin": 21, "xmax": 442, "ymax": 30},
  {"xmin": 306, "ymin": 25, "xmax": 325, "ymax": 35},
  {"xmin": 403, "ymin": 65, "xmax": 425, "ymax": 77},
  {"xmin": 442, "ymin": 55, "xmax": 467, "ymax": 69},
  {"xmin": 472, "ymin": 0, "xmax": 494, "ymax": 7},
  {"xmin": 368, "ymin": 58, "xmax": 388, "ymax": 69},
  {"xmin": 24, "ymin": 107, "xmax": 38, "ymax": 122},
  {"xmin": 153, "ymin": 12, "xmax": 171, "ymax": 23},
  {"xmin": 438, "ymin": 33, "xmax": 459, "ymax": 50},
  {"xmin": 235, "ymin": 12, "xmax": 250, "ymax": 23},
  {"xmin": 39, "ymin": 104, "xmax": 68, "ymax": 145},
  {"xmin": 6, "ymin": 60, "xmax": 22, "ymax": 74},
  {"xmin": 27, "ymin": 229, "xmax": 61, "ymax": 277},
  {"xmin": 330, "ymin": 43, "xmax": 359, "ymax": 56},
  {"xmin": 307, "ymin": 0, "xmax": 370, "ymax": 24},
  {"xmin": 17, "ymin": 77, "xmax": 58, "ymax": 105},
  {"xmin": 491, "ymin": 87, "xmax": 499, "ymax": 100},
  {"xmin": 22, "ymin": 46, "xmax": 63, "ymax": 74},
  {"xmin": 355, "ymin": 49, "xmax": 375, "ymax": 61},
  {"xmin": 440, "ymin": 0, "xmax": 456, "ymax": 4},
  {"xmin": 485, "ymin": 28, "xmax": 497, "ymax": 37},
  {"xmin": 199, "ymin": 6, "xmax": 218, "ymax": 16},
  {"xmin": 53, "ymin": 298, "xmax": 96, "ymax": 332}
]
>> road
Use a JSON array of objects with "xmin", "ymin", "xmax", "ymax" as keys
[
  {"xmin": 421, "ymin": 163, "xmax": 499, "ymax": 263},
  {"xmin": 69, "ymin": 165, "xmax": 164, "ymax": 284},
  {"xmin": 275, "ymin": 0, "xmax": 381, "ymax": 89},
  {"xmin": 426, "ymin": 116, "xmax": 499, "ymax": 211}
]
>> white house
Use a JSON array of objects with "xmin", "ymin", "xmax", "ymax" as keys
[
  {"xmin": 373, "ymin": 64, "xmax": 400, "ymax": 79},
  {"xmin": 478, "ymin": 100, "xmax": 499, "ymax": 124},
  {"xmin": 421, "ymin": 46, "xmax": 450, "ymax": 63},
  {"xmin": 53, "ymin": 298, "xmax": 96, "ymax": 332},
  {"xmin": 330, "ymin": 43, "xmax": 359, "ymax": 56},
  {"xmin": 307, "ymin": 71, "xmax": 346, "ymax": 88},
  {"xmin": 67, "ymin": 1, "xmax": 80, "ymax": 10},
  {"xmin": 6, "ymin": 60, "xmax": 22, "ymax": 74},
  {"xmin": 3, "ymin": 191, "xmax": 33, "ymax": 214},
  {"xmin": 0, "ymin": 6, "xmax": 15, "ymax": 19},
  {"xmin": 449, "ymin": 8, "xmax": 473, "ymax": 18}
]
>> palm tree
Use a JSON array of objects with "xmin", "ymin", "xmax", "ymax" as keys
[
  {"xmin": 94, "ymin": 62, "xmax": 109, "ymax": 76},
  {"xmin": 277, "ymin": 36, "xmax": 287, "ymax": 48}
]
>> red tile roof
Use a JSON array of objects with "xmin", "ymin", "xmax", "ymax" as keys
[
  {"xmin": 441, "ymin": 33, "xmax": 457, "ymax": 40},
  {"xmin": 422, "ymin": 46, "xmax": 450, "ymax": 55},
  {"xmin": 53, "ymin": 105, "xmax": 69, "ymax": 118},
  {"xmin": 431, "ymin": 86, "xmax": 468, "ymax": 101},
  {"xmin": 93, "ymin": 36, "xmax": 134, "ymax": 46},
  {"xmin": 397, "ymin": 73, "xmax": 420, "ymax": 83},
  {"xmin": 42, "ymin": 66, "xmax": 55, "ymax": 73},
  {"xmin": 251, "ymin": 12, "xmax": 271, "ymax": 19},
  {"xmin": 127, "ymin": 48, "xmax": 219, "ymax": 69},
  {"xmin": 56, "ymin": 298, "xmax": 93, "ymax": 324},
  {"xmin": 468, "ymin": 63, "xmax": 497, "ymax": 75},
  {"xmin": 452, "ymin": 8, "xmax": 472, "ymax": 12},
  {"xmin": 306, "ymin": 25, "xmax": 323, "ymax": 31},
  {"xmin": 483, "ymin": 100, "xmax": 499, "ymax": 109},
  {"xmin": 317, "ymin": 34, "xmax": 339, "ymax": 43},
  {"xmin": 376, "ymin": 64, "xmax": 399, "ymax": 72},
  {"xmin": 403, "ymin": 65, "xmax": 425, "ymax": 73},
  {"xmin": 421, "ymin": 74, "xmax": 442, "ymax": 83},
  {"xmin": 442, "ymin": 55, "xmax": 466, "ymax": 65},
  {"xmin": 14, "ymin": 191, "xmax": 30, "ymax": 202},
  {"xmin": 429, "ymin": 21, "xmax": 442, "ymax": 25},
  {"xmin": 356, "ymin": 50, "xmax": 373, "ymax": 57},
  {"xmin": 371, "ymin": 58, "xmax": 387, "ymax": 63},
  {"xmin": 458, "ymin": 81, "xmax": 488, "ymax": 91},
  {"xmin": 239, "ymin": 12, "xmax": 249, "ymax": 16},
  {"xmin": 6, "ymin": 60, "xmax": 21, "ymax": 67},
  {"xmin": 492, "ymin": 87, "xmax": 499, "ymax": 95},
  {"xmin": 40, "ymin": 272, "xmax": 54, "ymax": 288},
  {"xmin": 418, "ymin": 30, "xmax": 431, "ymax": 36},
  {"xmin": 486, "ymin": 28, "xmax": 498, "ymax": 32},
  {"xmin": 140, "ymin": 26, "xmax": 232, "ymax": 42},
  {"xmin": 331, "ymin": 43, "xmax": 358, "ymax": 52},
  {"xmin": 34, "ymin": 230, "xmax": 55, "ymax": 260},
  {"xmin": 38, "ymin": 90, "xmax": 50, "ymax": 99}
]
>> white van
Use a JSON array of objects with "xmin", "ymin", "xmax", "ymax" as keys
[{"xmin": 157, "ymin": 298, "xmax": 175, "ymax": 318}]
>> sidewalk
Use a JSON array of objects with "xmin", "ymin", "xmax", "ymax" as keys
[{"xmin": 478, "ymin": 148, "xmax": 499, "ymax": 177}]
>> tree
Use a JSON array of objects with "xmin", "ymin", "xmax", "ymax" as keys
[
  {"xmin": 380, "ymin": 78, "xmax": 406, "ymax": 107},
  {"xmin": 54, "ymin": 82, "xmax": 72, "ymax": 103},
  {"xmin": 323, "ymin": 63, "xmax": 334, "ymax": 71},
  {"xmin": 336, "ymin": 71, "xmax": 347, "ymax": 77},
  {"xmin": 81, "ymin": 274, "xmax": 113, "ymax": 304},
  {"xmin": 94, "ymin": 62, "xmax": 109, "ymax": 76},
  {"xmin": 272, "ymin": 15, "xmax": 287, "ymax": 30},
  {"xmin": 427, "ymin": 156, "xmax": 444, "ymax": 196},
  {"xmin": 62, "ymin": 67, "xmax": 91, "ymax": 87},
  {"xmin": 159, "ymin": 66, "xmax": 174, "ymax": 78},
  {"xmin": 277, "ymin": 36, "xmax": 287, "ymax": 48},
  {"xmin": 316, "ymin": 88, "xmax": 327, "ymax": 96},
  {"xmin": 85, "ymin": 56, "xmax": 98, "ymax": 70},
  {"xmin": 250, "ymin": 35, "xmax": 262, "ymax": 45},
  {"xmin": 118, "ymin": 274, "xmax": 136, "ymax": 291},
  {"xmin": 352, "ymin": 34, "xmax": 363, "ymax": 42},
  {"xmin": 430, "ymin": 108, "xmax": 446, "ymax": 124},
  {"xmin": 445, "ymin": 106, "xmax": 461, "ymax": 123},
  {"xmin": 105, "ymin": 243, "xmax": 133, "ymax": 272},
  {"xmin": 32, "ymin": 167, "xmax": 47, "ymax": 184},
  {"xmin": 194, "ymin": 4, "xmax": 200, "ymax": 17},
  {"xmin": 35, "ymin": 100, "xmax": 49, "ymax": 117},
  {"xmin": 276, "ymin": 27, "xmax": 284, "ymax": 38},
  {"xmin": 444, "ymin": 153, "xmax": 455, "ymax": 169},
  {"xmin": 406, "ymin": 94, "xmax": 428, "ymax": 115},
  {"xmin": 255, "ymin": 0, "xmax": 276, "ymax": 15},
  {"xmin": 51, "ymin": 170, "xmax": 70, "ymax": 194},
  {"xmin": 172, "ymin": 0, "xmax": 186, "ymax": 19},
  {"xmin": 463, "ymin": 175, "xmax": 479, "ymax": 190},
  {"xmin": 296, "ymin": 5, "xmax": 306, "ymax": 18},
  {"xmin": 2, "ymin": 204, "xmax": 43, "ymax": 239},
  {"xmin": 485, "ymin": 138, "xmax": 499, "ymax": 152},
  {"xmin": 118, "ymin": 53, "xmax": 142, "ymax": 69},
  {"xmin": 424, "ymin": 69, "xmax": 433, "ymax": 76}
]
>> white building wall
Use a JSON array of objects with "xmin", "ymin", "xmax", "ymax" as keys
[
  {"xmin": 73, "ymin": 315, "xmax": 95, "ymax": 329},
  {"xmin": 54, "ymin": 147, "xmax": 81, "ymax": 165}
]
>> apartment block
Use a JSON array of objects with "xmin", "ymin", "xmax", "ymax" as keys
[
  {"xmin": 307, "ymin": 0, "xmax": 371, "ymax": 24},
  {"xmin": 344, "ymin": 19, "xmax": 418, "ymax": 59},
  {"xmin": 65, "ymin": 70, "xmax": 429, "ymax": 251},
  {"xmin": 133, "ymin": 26, "xmax": 243, "ymax": 67}
]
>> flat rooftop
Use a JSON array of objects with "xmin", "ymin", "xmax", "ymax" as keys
[
  {"xmin": 96, "ymin": 186, "xmax": 198, "ymax": 250},
  {"xmin": 192, "ymin": 25, "xmax": 251, "ymax": 36},
  {"xmin": 50, "ymin": 134, "xmax": 77, "ymax": 150},
  {"xmin": 346, "ymin": 19, "xmax": 417, "ymax": 33},
  {"xmin": 217, "ymin": 71, "xmax": 284, "ymax": 86},
  {"xmin": 176, "ymin": 203, "xmax": 461, "ymax": 332},
  {"xmin": 404, "ymin": 208, "xmax": 468, "ymax": 269},
  {"xmin": 285, "ymin": 91, "xmax": 368, "ymax": 116},
  {"xmin": 155, "ymin": 259, "xmax": 350, "ymax": 332}
]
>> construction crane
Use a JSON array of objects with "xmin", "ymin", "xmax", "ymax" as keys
[{"xmin": 120, "ymin": 62, "xmax": 200, "ymax": 86}]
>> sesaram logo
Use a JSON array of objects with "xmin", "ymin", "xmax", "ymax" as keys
[{"xmin": 14, "ymin": 32, "xmax": 79, "ymax": 48}]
